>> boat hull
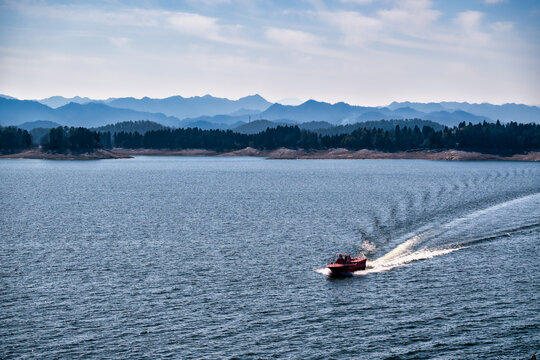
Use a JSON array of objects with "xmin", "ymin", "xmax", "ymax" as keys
[{"xmin": 327, "ymin": 258, "xmax": 367, "ymax": 276}]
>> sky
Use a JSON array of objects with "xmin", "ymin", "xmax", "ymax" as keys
[{"xmin": 0, "ymin": 0, "xmax": 539, "ymax": 106}]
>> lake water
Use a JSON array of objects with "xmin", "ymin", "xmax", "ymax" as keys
[{"xmin": 1, "ymin": 157, "xmax": 539, "ymax": 359}]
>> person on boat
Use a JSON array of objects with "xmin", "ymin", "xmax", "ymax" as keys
[
  {"xmin": 344, "ymin": 254, "xmax": 351, "ymax": 264},
  {"xmin": 335, "ymin": 254, "xmax": 344, "ymax": 264}
]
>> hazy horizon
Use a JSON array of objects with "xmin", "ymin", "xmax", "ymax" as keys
[{"xmin": 2, "ymin": 93, "xmax": 540, "ymax": 108}]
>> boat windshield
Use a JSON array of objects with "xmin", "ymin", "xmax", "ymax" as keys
[{"xmin": 330, "ymin": 252, "xmax": 366, "ymax": 264}]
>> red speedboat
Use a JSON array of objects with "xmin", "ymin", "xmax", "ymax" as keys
[{"xmin": 327, "ymin": 253, "xmax": 367, "ymax": 276}]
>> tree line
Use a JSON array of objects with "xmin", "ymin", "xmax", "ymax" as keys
[
  {"xmin": 1, "ymin": 121, "xmax": 539, "ymax": 154},
  {"xmin": 42, "ymin": 126, "xmax": 101, "ymax": 152},
  {"xmin": 110, "ymin": 121, "xmax": 539, "ymax": 154},
  {"xmin": 313, "ymin": 119, "xmax": 446, "ymax": 136},
  {"xmin": 92, "ymin": 120, "xmax": 166, "ymax": 134},
  {"xmin": 320, "ymin": 121, "xmax": 540, "ymax": 154},
  {"xmin": 0, "ymin": 126, "xmax": 32, "ymax": 153}
]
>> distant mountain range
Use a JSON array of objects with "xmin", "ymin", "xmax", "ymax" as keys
[
  {"xmin": 387, "ymin": 101, "xmax": 540, "ymax": 123},
  {"xmin": 1, "ymin": 94, "xmax": 538, "ymax": 131},
  {"xmin": 17, "ymin": 120, "xmax": 61, "ymax": 130},
  {"xmin": 39, "ymin": 96, "xmax": 96, "ymax": 108},
  {"xmin": 36, "ymin": 94, "xmax": 272, "ymax": 118},
  {"xmin": 0, "ymin": 98, "xmax": 181, "ymax": 128},
  {"xmin": 175, "ymin": 101, "xmax": 511, "ymax": 129},
  {"xmin": 106, "ymin": 94, "xmax": 271, "ymax": 119},
  {"xmin": 259, "ymin": 100, "xmax": 493, "ymax": 126},
  {"xmin": 0, "ymin": 94, "xmax": 18, "ymax": 100}
]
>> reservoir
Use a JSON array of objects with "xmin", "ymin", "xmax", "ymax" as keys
[{"xmin": 1, "ymin": 157, "xmax": 539, "ymax": 359}]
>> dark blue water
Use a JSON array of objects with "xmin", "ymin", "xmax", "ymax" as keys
[{"xmin": 1, "ymin": 157, "xmax": 539, "ymax": 359}]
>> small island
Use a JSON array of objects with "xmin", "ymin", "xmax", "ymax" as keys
[{"xmin": 1, "ymin": 121, "xmax": 539, "ymax": 161}]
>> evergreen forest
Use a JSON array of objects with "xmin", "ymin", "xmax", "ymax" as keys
[
  {"xmin": 1, "ymin": 121, "xmax": 539, "ymax": 155},
  {"xmin": 0, "ymin": 126, "xmax": 32, "ymax": 153},
  {"xmin": 110, "ymin": 121, "xmax": 540, "ymax": 155}
]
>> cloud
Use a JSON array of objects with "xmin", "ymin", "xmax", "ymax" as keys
[
  {"xmin": 5, "ymin": 2, "xmax": 251, "ymax": 46},
  {"xmin": 484, "ymin": 0, "xmax": 506, "ymax": 4},
  {"xmin": 168, "ymin": 12, "xmax": 221, "ymax": 39},
  {"xmin": 377, "ymin": 0, "xmax": 441, "ymax": 28},
  {"xmin": 319, "ymin": 1, "xmax": 442, "ymax": 48},
  {"xmin": 316, "ymin": 2, "xmax": 518, "ymax": 61},
  {"xmin": 453, "ymin": 10, "xmax": 491, "ymax": 45},
  {"xmin": 265, "ymin": 27, "xmax": 321, "ymax": 48},
  {"xmin": 339, "ymin": 0, "xmax": 373, "ymax": 4},
  {"xmin": 491, "ymin": 21, "xmax": 514, "ymax": 32},
  {"xmin": 0, "ymin": 47, "xmax": 106, "ymax": 68},
  {"xmin": 108, "ymin": 37, "xmax": 131, "ymax": 48},
  {"xmin": 318, "ymin": 11, "xmax": 381, "ymax": 46},
  {"xmin": 455, "ymin": 10, "xmax": 484, "ymax": 32},
  {"xmin": 264, "ymin": 27, "xmax": 340, "ymax": 57},
  {"xmin": 188, "ymin": 0, "xmax": 232, "ymax": 4}
]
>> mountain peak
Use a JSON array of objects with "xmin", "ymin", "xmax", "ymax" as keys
[
  {"xmin": 301, "ymin": 99, "xmax": 325, "ymax": 106},
  {"xmin": 236, "ymin": 94, "xmax": 272, "ymax": 111},
  {"xmin": 239, "ymin": 94, "xmax": 264, "ymax": 100}
]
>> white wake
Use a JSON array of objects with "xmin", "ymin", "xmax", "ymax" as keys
[{"xmin": 316, "ymin": 192, "xmax": 540, "ymax": 277}]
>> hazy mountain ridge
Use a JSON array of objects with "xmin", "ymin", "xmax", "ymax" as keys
[
  {"xmin": 0, "ymin": 98, "xmax": 181, "ymax": 128},
  {"xmin": 32, "ymin": 94, "xmax": 272, "ymax": 119},
  {"xmin": 0, "ymin": 94, "xmax": 18, "ymax": 100},
  {"xmin": 17, "ymin": 120, "xmax": 62, "ymax": 130},
  {"xmin": 389, "ymin": 101, "xmax": 540, "ymax": 123},
  {"xmin": 39, "ymin": 96, "xmax": 96, "ymax": 108},
  {"xmin": 2, "ymin": 95, "xmax": 539, "ymax": 130},
  {"xmin": 53, "ymin": 102, "xmax": 180, "ymax": 128},
  {"xmin": 180, "ymin": 113, "xmax": 252, "ymax": 127},
  {"xmin": 261, "ymin": 100, "xmax": 497, "ymax": 126},
  {"xmin": 103, "ymin": 94, "xmax": 272, "ymax": 119},
  {"xmin": 0, "ymin": 98, "xmax": 57, "ymax": 125},
  {"xmin": 261, "ymin": 100, "xmax": 373, "ymax": 124}
]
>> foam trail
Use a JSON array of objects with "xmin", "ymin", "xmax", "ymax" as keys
[
  {"xmin": 372, "ymin": 232, "xmax": 428, "ymax": 264},
  {"xmin": 355, "ymin": 247, "xmax": 464, "ymax": 276},
  {"xmin": 315, "ymin": 268, "xmax": 332, "ymax": 276},
  {"xmin": 316, "ymin": 192, "xmax": 540, "ymax": 278},
  {"xmin": 364, "ymin": 192, "xmax": 540, "ymax": 274}
]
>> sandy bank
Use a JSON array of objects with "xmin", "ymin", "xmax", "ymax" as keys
[
  {"xmin": 2, "ymin": 147, "xmax": 538, "ymax": 161},
  {"xmin": 264, "ymin": 148, "xmax": 540, "ymax": 161},
  {"xmin": 111, "ymin": 148, "xmax": 218, "ymax": 156},
  {"xmin": 219, "ymin": 147, "xmax": 540, "ymax": 161},
  {"xmin": 0, "ymin": 148, "xmax": 131, "ymax": 160}
]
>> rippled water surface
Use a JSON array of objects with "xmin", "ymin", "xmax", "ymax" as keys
[{"xmin": 1, "ymin": 157, "xmax": 539, "ymax": 359}]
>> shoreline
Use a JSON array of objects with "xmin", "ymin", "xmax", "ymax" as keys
[
  {"xmin": 1, "ymin": 147, "xmax": 539, "ymax": 161},
  {"xmin": 0, "ymin": 148, "xmax": 131, "ymax": 160}
]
